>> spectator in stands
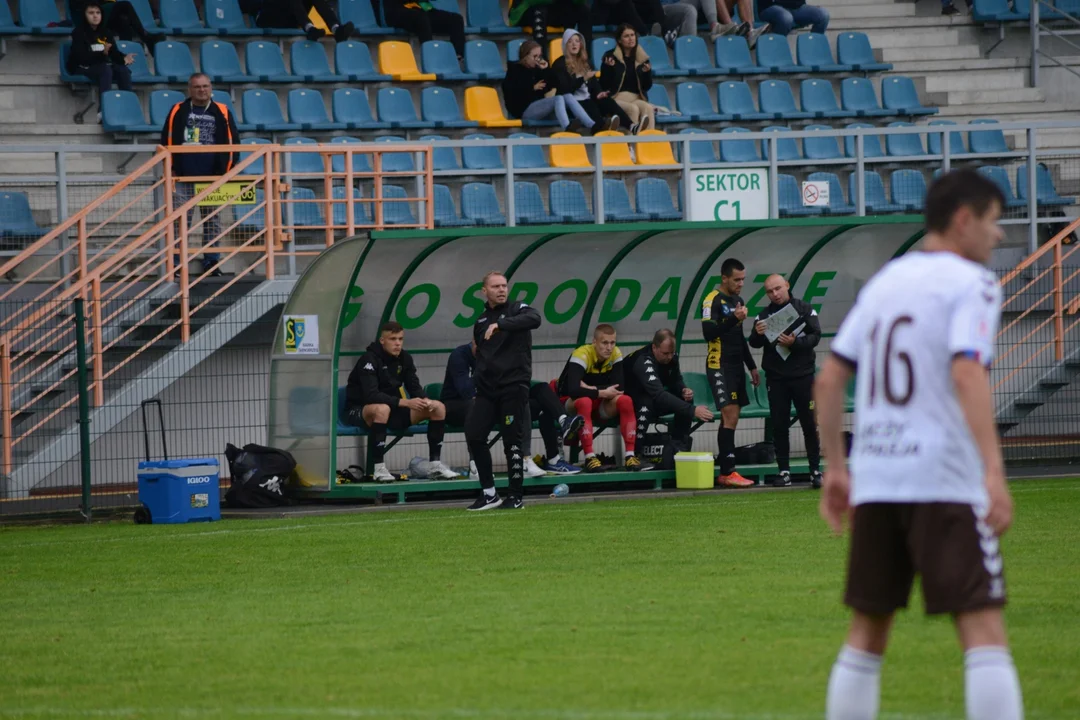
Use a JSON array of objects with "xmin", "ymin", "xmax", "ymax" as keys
[
  {"xmin": 509, "ymin": 0, "xmax": 591, "ymax": 60},
  {"xmin": 160, "ymin": 73, "xmax": 239, "ymax": 277},
  {"xmin": 503, "ymin": 40, "xmax": 596, "ymax": 132},
  {"xmin": 254, "ymin": 0, "xmax": 356, "ymax": 42},
  {"xmin": 591, "ymin": 0, "xmax": 665, "ymax": 41},
  {"xmin": 69, "ymin": 3, "xmax": 135, "ymax": 122},
  {"xmin": 659, "ymin": 0, "xmax": 697, "ymax": 47},
  {"xmin": 69, "ymin": 0, "xmax": 164, "ymax": 51},
  {"xmin": 757, "ymin": 0, "xmax": 828, "ymax": 36},
  {"xmin": 557, "ymin": 324, "xmax": 641, "ymax": 473},
  {"xmin": 624, "ymin": 329, "xmax": 713, "ymax": 460},
  {"xmin": 346, "ymin": 322, "xmax": 460, "ymax": 482},
  {"xmin": 552, "ymin": 30, "xmax": 628, "ymax": 133},
  {"xmin": 379, "ymin": 0, "xmax": 468, "ymax": 60},
  {"xmin": 600, "ymin": 24, "xmax": 655, "ymax": 135}
]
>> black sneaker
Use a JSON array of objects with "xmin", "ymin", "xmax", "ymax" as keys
[
  {"xmin": 736, "ymin": 21, "xmax": 751, "ymax": 37},
  {"xmin": 466, "ymin": 493, "xmax": 502, "ymax": 511},
  {"xmin": 811, "ymin": 471, "xmax": 823, "ymax": 490},
  {"xmin": 942, "ymin": 3, "xmax": 960, "ymax": 14},
  {"xmin": 334, "ymin": 21, "xmax": 355, "ymax": 42},
  {"xmin": 773, "ymin": 470, "xmax": 791, "ymax": 487},
  {"xmin": 560, "ymin": 414, "xmax": 584, "ymax": 446},
  {"xmin": 500, "ymin": 495, "xmax": 524, "ymax": 510},
  {"xmin": 305, "ymin": 24, "xmax": 323, "ymax": 41}
]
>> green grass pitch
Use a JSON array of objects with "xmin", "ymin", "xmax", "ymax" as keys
[{"xmin": 1, "ymin": 478, "xmax": 1078, "ymax": 720}]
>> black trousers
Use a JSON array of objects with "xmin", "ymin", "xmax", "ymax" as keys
[
  {"xmin": 766, "ymin": 373, "xmax": 821, "ymax": 472},
  {"xmin": 591, "ymin": 0, "xmax": 650, "ymax": 38},
  {"xmin": 443, "ymin": 398, "xmax": 472, "ymax": 428},
  {"xmin": 465, "ymin": 384, "xmax": 530, "ymax": 494},
  {"xmin": 528, "ymin": 382, "xmax": 564, "ymax": 459},
  {"xmin": 520, "ymin": 1, "xmax": 592, "ymax": 59},
  {"xmin": 385, "ymin": 6, "xmax": 467, "ymax": 57},
  {"xmin": 256, "ymin": 0, "xmax": 341, "ymax": 28},
  {"xmin": 580, "ymin": 97, "xmax": 632, "ymax": 128},
  {"xmin": 83, "ymin": 64, "xmax": 133, "ymax": 107},
  {"xmin": 630, "ymin": 392, "xmax": 692, "ymax": 448}
]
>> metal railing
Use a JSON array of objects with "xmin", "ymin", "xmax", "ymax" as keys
[{"xmin": 1030, "ymin": 0, "xmax": 1080, "ymax": 85}]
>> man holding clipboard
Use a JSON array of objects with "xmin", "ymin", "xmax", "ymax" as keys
[{"xmin": 748, "ymin": 274, "xmax": 823, "ymax": 488}]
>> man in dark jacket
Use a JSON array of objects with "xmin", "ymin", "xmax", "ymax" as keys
[
  {"xmin": 255, "ymin": 0, "xmax": 355, "ymax": 41},
  {"xmin": 748, "ymin": 274, "xmax": 823, "ymax": 488},
  {"xmin": 465, "ymin": 271, "xmax": 542, "ymax": 511},
  {"xmin": 68, "ymin": 2, "xmax": 136, "ymax": 118},
  {"xmin": 625, "ymin": 329, "xmax": 713, "ymax": 456},
  {"xmin": 160, "ymin": 73, "xmax": 239, "ymax": 277},
  {"xmin": 346, "ymin": 321, "xmax": 458, "ymax": 482}
]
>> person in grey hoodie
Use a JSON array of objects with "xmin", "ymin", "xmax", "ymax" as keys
[
  {"xmin": 502, "ymin": 40, "xmax": 596, "ymax": 131},
  {"xmin": 550, "ymin": 29, "xmax": 627, "ymax": 132}
]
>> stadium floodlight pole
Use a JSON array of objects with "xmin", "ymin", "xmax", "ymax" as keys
[{"xmin": 1027, "ymin": 128, "xmax": 1038, "ymax": 254}]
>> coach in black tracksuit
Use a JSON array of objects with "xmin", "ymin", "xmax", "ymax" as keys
[
  {"xmin": 464, "ymin": 272, "xmax": 542, "ymax": 510},
  {"xmin": 747, "ymin": 274, "xmax": 822, "ymax": 486}
]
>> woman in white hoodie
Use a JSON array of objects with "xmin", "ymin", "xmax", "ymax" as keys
[{"xmin": 549, "ymin": 29, "xmax": 629, "ymax": 134}]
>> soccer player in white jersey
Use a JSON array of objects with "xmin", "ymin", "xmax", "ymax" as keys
[{"xmin": 814, "ymin": 168, "xmax": 1023, "ymax": 720}]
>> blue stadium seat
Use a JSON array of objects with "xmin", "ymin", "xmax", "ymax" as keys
[
  {"xmin": 881, "ymin": 76, "xmax": 937, "ymax": 116},
  {"xmin": 592, "ymin": 38, "xmax": 616, "ymax": 64},
  {"xmin": 639, "ymin": 35, "xmax": 676, "ymax": 76},
  {"xmin": 801, "ymin": 79, "xmax": 856, "ymax": 119},
  {"xmin": 778, "ymin": 174, "xmax": 823, "ymax": 217},
  {"xmin": 381, "ymin": 185, "xmax": 418, "ymax": 226},
  {"xmin": 336, "ymin": 41, "xmax": 392, "ymax": 82},
  {"xmin": 646, "ymin": 86, "xmax": 679, "ymax": 124},
  {"xmin": 634, "ymin": 178, "xmax": 682, "ymax": 220},
  {"xmin": 677, "ymin": 82, "xmax": 724, "ymax": 121},
  {"xmin": 239, "ymin": 138, "xmax": 271, "ymax": 175},
  {"xmin": 464, "ymin": 40, "xmax": 506, "ymax": 80},
  {"xmin": 102, "ymin": 91, "xmax": 156, "ymax": 133},
  {"xmin": 978, "ymin": 166, "xmax": 1026, "ymax": 208},
  {"xmin": 807, "ymin": 172, "xmax": 856, "ymax": 214},
  {"xmin": 719, "ymin": 127, "xmax": 761, "ymax": 162},
  {"xmin": 758, "ymin": 80, "xmax": 811, "ymax": 120},
  {"xmin": 928, "ymin": 120, "xmax": 967, "ymax": 156},
  {"xmin": 287, "ymin": 187, "xmax": 324, "ymax": 227},
  {"xmin": 235, "ymin": 188, "xmax": 267, "ymax": 231},
  {"xmin": 18, "ymin": 0, "xmax": 69, "ymax": 34},
  {"xmin": 852, "ymin": 171, "xmax": 904, "ymax": 213},
  {"xmin": 797, "ymin": 33, "xmax": 849, "ymax": 72},
  {"xmin": 756, "ymin": 33, "xmax": 799, "ymax": 72},
  {"xmin": 120, "ymin": 0, "xmax": 163, "ymax": 30},
  {"xmin": 973, "ymin": 0, "xmax": 1029, "ymax": 21},
  {"xmin": 890, "ymin": 169, "xmax": 927, "ymax": 211},
  {"xmin": 1017, "ymin": 163, "xmax": 1072, "ymax": 207},
  {"xmin": 841, "ymin": 78, "xmax": 891, "ymax": 118},
  {"xmin": 717, "ymin": 81, "xmax": 768, "ymax": 121},
  {"xmin": 843, "ymin": 123, "xmax": 884, "ymax": 159},
  {"xmin": 507, "ymin": 38, "xmax": 526, "ymax": 65},
  {"xmin": 714, "ymin": 36, "xmax": 766, "ymax": 74},
  {"xmin": 969, "ymin": 118, "xmax": 1009, "ymax": 154},
  {"xmin": 461, "ymin": 183, "xmax": 507, "ymax": 225},
  {"xmin": 59, "ymin": 43, "xmax": 90, "ymax": 84},
  {"xmin": 433, "ymin": 184, "xmax": 469, "ymax": 227},
  {"xmin": 245, "ymin": 41, "xmax": 294, "ymax": 82},
  {"xmin": 422, "ymin": 41, "xmax": 476, "ymax": 81},
  {"xmin": 1014, "ymin": 0, "xmax": 1064, "ymax": 19},
  {"xmin": 762, "ymin": 125, "xmax": 802, "ymax": 161},
  {"xmin": 212, "ymin": 89, "xmax": 249, "ymax": 130},
  {"xmin": 508, "ymin": 133, "xmax": 550, "ymax": 169},
  {"xmin": 149, "ymin": 89, "xmax": 186, "ymax": 127},
  {"xmin": 837, "ymin": 32, "xmax": 891, "ymax": 72},
  {"xmin": 678, "ymin": 128, "xmax": 718, "ymax": 164},
  {"xmin": 417, "ymin": 134, "xmax": 460, "ymax": 172},
  {"xmin": 333, "ymin": 88, "xmax": 389, "ymax": 130},
  {"xmin": 377, "ymin": 87, "xmax": 431, "ymax": 129},
  {"xmin": 288, "ymin": 89, "xmax": 344, "ymax": 130},
  {"xmin": 803, "ymin": 124, "xmax": 842, "ymax": 160},
  {"xmin": 333, "ymin": 185, "xmax": 370, "ymax": 226},
  {"xmin": 0, "ymin": 0, "xmax": 17, "ymax": 34},
  {"xmin": 514, "ymin": 182, "xmax": 558, "ymax": 224},
  {"xmin": 604, "ymin": 179, "xmax": 649, "ymax": 222},
  {"xmin": 375, "ymin": 136, "xmax": 416, "ymax": 173},
  {"xmin": 0, "ymin": 191, "xmax": 48, "ymax": 239},
  {"xmin": 117, "ymin": 41, "xmax": 154, "ymax": 83},
  {"xmin": 159, "ymin": 0, "xmax": 213, "ymax": 34},
  {"xmin": 242, "ymin": 89, "xmax": 301, "ymax": 131},
  {"xmin": 884, "ymin": 121, "xmax": 926, "ymax": 157},
  {"xmin": 422, "ymin": 87, "xmax": 478, "ymax": 128},
  {"xmin": 467, "ymin": 0, "xmax": 517, "ymax": 33},
  {"xmin": 462, "ymin": 133, "xmax": 504, "ymax": 170},
  {"xmin": 330, "ymin": 136, "xmax": 374, "ymax": 174},
  {"xmin": 284, "ymin": 137, "xmax": 326, "ymax": 175},
  {"xmin": 550, "ymin": 180, "xmax": 594, "ymax": 223},
  {"xmin": 205, "ymin": 0, "xmax": 261, "ymax": 35},
  {"xmin": 339, "ymin": 0, "xmax": 396, "ymax": 35},
  {"xmin": 674, "ymin": 36, "xmax": 723, "ymax": 75},
  {"xmin": 291, "ymin": 41, "xmax": 347, "ymax": 81},
  {"xmin": 201, "ymin": 40, "xmax": 254, "ymax": 83}
]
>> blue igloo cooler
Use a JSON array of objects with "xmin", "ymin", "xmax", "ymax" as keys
[{"xmin": 137, "ymin": 458, "xmax": 221, "ymax": 524}]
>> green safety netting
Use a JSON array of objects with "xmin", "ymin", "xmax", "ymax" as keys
[{"xmin": 268, "ymin": 218, "xmax": 924, "ymax": 490}]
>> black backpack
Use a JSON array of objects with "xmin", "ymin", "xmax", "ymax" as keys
[{"xmin": 224, "ymin": 443, "xmax": 296, "ymax": 508}]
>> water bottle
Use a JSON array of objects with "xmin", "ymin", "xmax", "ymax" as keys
[{"xmin": 551, "ymin": 483, "xmax": 569, "ymax": 498}]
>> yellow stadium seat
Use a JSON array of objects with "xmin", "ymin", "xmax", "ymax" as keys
[
  {"xmin": 463, "ymin": 87, "xmax": 522, "ymax": 128},
  {"xmin": 549, "ymin": 38, "xmax": 562, "ymax": 62},
  {"xmin": 549, "ymin": 131, "xmax": 591, "ymax": 168},
  {"xmin": 594, "ymin": 130, "xmax": 632, "ymax": 167},
  {"xmin": 378, "ymin": 41, "xmax": 436, "ymax": 82},
  {"xmin": 635, "ymin": 129, "xmax": 677, "ymax": 166}
]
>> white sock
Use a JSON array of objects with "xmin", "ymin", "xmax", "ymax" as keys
[
  {"xmin": 483, "ymin": 487, "xmax": 495, "ymax": 498},
  {"xmin": 826, "ymin": 645, "xmax": 882, "ymax": 720},
  {"xmin": 559, "ymin": 414, "xmax": 567, "ymax": 424},
  {"xmin": 624, "ymin": 451, "xmax": 635, "ymax": 458},
  {"xmin": 585, "ymin": 452, "xmax": 596, "ymax": 459},
  {"xmin": 965, "ymin": 646, "xmax": 1023, "ymax": 720},
  {"xmin": 549, "ymin": 454, "xmax": 561, "ymax": 464}
]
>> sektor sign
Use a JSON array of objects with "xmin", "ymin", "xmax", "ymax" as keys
[{"xmin": 688, "ymin": 169, "xmax": 770, "ymax": 222}]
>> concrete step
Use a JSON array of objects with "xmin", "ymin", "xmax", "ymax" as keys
[
  {"xmin": 887, "ymin": 57, "xmax": 1025, "ymax": 72},
  {"xmin": 0, "ymin": 152, "xmax": 106, "ymax": 174},
  {"xmin": 1010, "ymin": 127, "xmax": 1080, "ymax": 149},
  {"xmin": 827, "ymin": 3, "xmax": 918, "ymax": 19},
  {"xmin": 831, "ymin": 14, "xmax": 976, "ymax": 30},
  {"xmin": 858, "ymin": 27, "xmax": 975, "ymax": 48},
  {"xmin": 880, "ymin": 45, "xmax": 983, "ymax": 61},
  {"xmin": 946, "ymin": 87, "xmax": 1046, "ymax": 104},
  {"xmin": 924, "ymin": 69, "xmax": 1029, "ymax": 92},
  {"xmin": 0, "ymin": 124, "xmax": 112, "ymax": 145},
  {"xmin": 0, "ymin": 90, "xmax": 14, "ymax": 110},
  {"xmin": 0, "ymin": 108, "xmax": 37, "ymax": 123}
]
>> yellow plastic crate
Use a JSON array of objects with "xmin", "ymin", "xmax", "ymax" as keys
[{"xmin": 675, "ymin": 452, "xmax": 714, "ymax": 489}]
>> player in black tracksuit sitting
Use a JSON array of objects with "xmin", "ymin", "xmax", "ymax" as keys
[
  {"xmin": 465, "ymin": 272, "xmax": 542, "ymax": 511},
  {"xmin": 624, "ymin": 329, "xmax": 713, "ymax": 460},
  {"xmin": 346, "ymin": 321, "xmax": 459, "ymax": 482}
]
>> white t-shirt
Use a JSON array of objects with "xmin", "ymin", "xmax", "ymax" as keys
[{"xmin": 831, "ymin": 251, "xmax": 1002, "ymax": 507}]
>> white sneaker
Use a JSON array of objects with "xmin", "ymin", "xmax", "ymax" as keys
[
  {"xmin": 372, "ymin": 463, "xmax": 395, "ymax": 482},
  {"xmin": 524, "ymin": 456, "xmax": 547, "ymax": 478},
  {"xmin": 468, "ymin": 460, "xmax": 479, "ymax": 481},
  {"xmin": 428, "ymin": 460, "xmax": 460, "ymax": 480}
]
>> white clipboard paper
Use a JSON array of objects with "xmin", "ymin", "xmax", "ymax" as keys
[{"xmin": 763, "ymin": 303, "xmax": 800, "ymax": 343}]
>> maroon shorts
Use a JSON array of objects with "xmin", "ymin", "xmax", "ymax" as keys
[{"xmin": 844, "ymin": 502, "xmax": 1007, "ymax": 616}]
